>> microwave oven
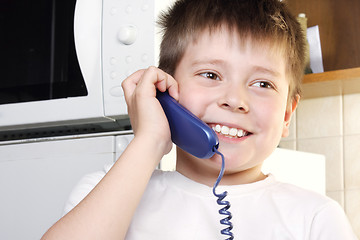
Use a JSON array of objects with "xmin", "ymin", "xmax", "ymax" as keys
[{"xmin": 0, "ymin": 0, "xmax": 154, "ymax": 140}]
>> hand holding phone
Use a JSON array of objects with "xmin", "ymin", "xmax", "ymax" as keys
[
  {"xmin": 156, "ymin": 90, "xmax": 219, "ymax": 159},
  {"xmin": 157, "ymin": 90, "xmax": 233, "ymax": 238}
]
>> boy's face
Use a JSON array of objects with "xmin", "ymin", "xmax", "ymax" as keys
[{"xmin": 173, "ymin": 27, "xmax": 297, "ymax": 184}]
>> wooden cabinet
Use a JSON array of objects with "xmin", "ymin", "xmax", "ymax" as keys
[
  {"xmin": 303, "ymin": 67, "xmax": 360, "ymax": 84},
  {"xmin": 301, "ymin": 67, "xmax": 360, "ymax": 99},
  {"xmin": 286, "ymin": 0, "xmax": 360, "ymax": 72}
]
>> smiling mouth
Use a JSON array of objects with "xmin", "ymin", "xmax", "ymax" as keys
[{"xmin": 212, "ymin": 124, "xmax": 251, "ymax": 138}]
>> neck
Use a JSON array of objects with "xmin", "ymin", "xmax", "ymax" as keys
[{"xmin": 175, "ymin": 148, "xmax": 267, "ymax": 187}]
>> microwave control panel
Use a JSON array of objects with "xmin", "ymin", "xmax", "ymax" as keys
[{"xmin": 102, "ymin": 0, "xmax": 155, "ymax": 117}]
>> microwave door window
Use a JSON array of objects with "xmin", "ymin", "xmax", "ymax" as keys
[{"xmin": 0, "ymin": 0, "xmax": 87, "ymax": 105}]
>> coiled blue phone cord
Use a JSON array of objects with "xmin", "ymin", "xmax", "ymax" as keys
[{"xmin": 212, "ymin": 148, "xmax": 234, "ymax": 239}]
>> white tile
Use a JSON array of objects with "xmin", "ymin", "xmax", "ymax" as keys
[
  {"xmin": 289, "ymin": 110, "xmax": 297, "ymax": 140},
  {"xmin": 344, "ymin": 135, "xmax": 360, "ymax": 189},
  {"xmin": 278, "ymin": 140, "xmax": 296, "ymax": 150},
  {"xmin": 297, "ymin": 96, "xmax": 342, "ymax": 139},
  {"xmin": 297, "ymin": 137, "xmax": 343, "ymax": 191},
  {"xmin": 344, "ymin": 93, "xmax": 360, "ymax": 135},
  {"xmin": 326, "ymin": 190, "xmax": 345, "ymax": 208},
  {"xmin": 345, "ymin": 189, "xmax": 360, "ymax": 239}
]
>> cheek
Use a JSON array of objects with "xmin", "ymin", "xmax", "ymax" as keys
[
  {"xmin": 255, "ymin": 98, "xmax": 287, "ymax": 129},
  {"xmin": 178, "ymin": 92, "xmax": 206, "ymax": 117},
  {"xmin": 178, "ymin": 87, "xmax": 199, "ymax": 111},
  {"xmin": 177, "ymin": 84, "xmax": 212, "ymax": 117}
]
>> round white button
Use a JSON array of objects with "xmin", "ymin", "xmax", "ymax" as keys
[
  {"xmin": 110, "ymin": 8, "xmax": 118, "ymax": 15},
  {"xmin": 126, "ymin": 56, "xmax": 133, "ymax": 63},
  {"xmin": 110, "ymin": 57, "xmax": 117, "ymax": 65},
  {"xmin": 110, "ymin": 71, "xmax": 117, "ymax": 79},
  {"xmin": 110, "ymin": 86, "xmax": 124, "ymax": 97},
  {"xmin": 117, "ymin": 26, "xmax": 138, "ymax": 45},
  {"xmin": 126, "ymin": 5, "xmax": 133, "ymax": 14},
  {"xmin": 142, "ymin": 4, "xmax": 149, "ymax": 11}
]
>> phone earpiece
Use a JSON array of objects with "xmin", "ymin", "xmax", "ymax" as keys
[{"xmin": 156, "ymin": 90, "xmax": 219, "ymax": 159}]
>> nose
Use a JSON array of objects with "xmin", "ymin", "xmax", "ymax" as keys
[{"xmin": 218, "ymin": 85, "xmax": 249, "ymax": 113}]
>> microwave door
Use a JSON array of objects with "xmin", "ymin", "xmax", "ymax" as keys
[
  {"xmin": 0, "ymin": 0, "xmax": 107, "ymax": 130},
  {"xmin": 0, "ymin": 1, "xmax": 87, "ymax": 105}
]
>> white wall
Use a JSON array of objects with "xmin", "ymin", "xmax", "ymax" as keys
[{"xmin": 279, "ymin": 79, "xmax": 360, "ymax": 238}]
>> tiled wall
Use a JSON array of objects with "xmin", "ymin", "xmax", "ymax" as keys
[{"xmin": 280, "ymin": 80, "xmax": 360, "ymax": 238}]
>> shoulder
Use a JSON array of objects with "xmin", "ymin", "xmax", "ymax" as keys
[
  {"xmin": 270, "ymin": 181, "xmax": 355, "ymax": 229},
  {"xmin": 251, "ymin": 176, "xmax": 345, "ymax": 223},
  {"xmin": 145, "ymin": 169, "xmax": 180, "ymax": 190},
  {"xmin": 261, "ymin": 180, "xmax": 357, "ymax": 238},
  {"xmin": 269, "ymin": 180, "xmax": 334, "ymax": 209},
  {"xmin": 63, "ymin": 164, "xmax": 111, "ymax": 215}
]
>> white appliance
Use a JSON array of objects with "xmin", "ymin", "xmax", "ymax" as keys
[
  {"xmin": 262, "ymin": 148, "xmax": 326, "ymax": 194},
  {"xmin": 0, "ymin": 0, "xmax": 154, "ymax": 138},
  {"xmin": 0, "ymin": 132, "xmax": 133, "ymax": 240}
]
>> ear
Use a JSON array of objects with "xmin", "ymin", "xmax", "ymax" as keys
[{"xmin": 281, "ymin": 94, "xmax": 300, "ymax": 138}]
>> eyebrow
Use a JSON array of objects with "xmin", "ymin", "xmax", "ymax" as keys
[
  {"xmin": 190, "ymin": 58, "xmax": 228, "ymax": 68},
  {"xmin": 190, "ymin": 58, "xmax": 281, "ymax": 77},
  {"xmin": 251, "ymin": 66, "xmax": 281, "ymax": 78}
]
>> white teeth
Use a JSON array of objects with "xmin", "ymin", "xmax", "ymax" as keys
[
  {"xmin": 237, "ymin": 129, "xmax": 244, "ymax": 137},
  {"xmin": 215, "ymin": 124, "xmax": 221, "ymax": 132},
  {"xmin": 213, "ymin": 124, "xmax": 248, "ymax": 138},
  {"xmin": 221, "ymin": 126, "xmax": 229, "ymax": 135},
  {"xmin": 229, "ymin": 128, "xmax": 237, "ymax": 137}
]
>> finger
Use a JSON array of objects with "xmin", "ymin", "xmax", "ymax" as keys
[
  {"xmin": 166, "ymin": 77, "xmax": 179, "ymax": 101},
  {"xmin": 135, "ymin": 66, "xmax": 167, "ymax": 96},
  {"xmin": 155, "ymin": 74, "xmax": 179, "ymax": 101},
  {"xmin": 136, "ymin": 67, "xmax": 179, "ymax": 100},
  {"xmin": 123, "ymin": 67, "xmax": 179, "ymax": 104},
  {"xmin": 121, "ymin": 69, "xmax": 146, "ymax": 102}
]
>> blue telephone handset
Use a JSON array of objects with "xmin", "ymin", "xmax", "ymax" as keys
[
  {"xmin": 156, "ymin": 90, "xmax": 234, "ymax": 239},
  {"xmin": 156, "ymin": 90, "xmax": 219, "ymax": 159}
]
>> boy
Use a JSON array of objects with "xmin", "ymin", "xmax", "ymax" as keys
[{"xmin": 42, "ymin": 0, "xmax": 358, "ymax": 239}]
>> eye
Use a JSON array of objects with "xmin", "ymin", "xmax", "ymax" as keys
[
  {"xmin": 252, "ymin": 81, "xmax": 274, "ymax": 89},
  {"xmin": 199, "ymin": 72, "xmax": 220, "ymax": 81}
]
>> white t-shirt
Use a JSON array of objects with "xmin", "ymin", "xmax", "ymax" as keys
[{"xmin": 64, "ymin": 165, "xmax": 358, "ymax": 240}]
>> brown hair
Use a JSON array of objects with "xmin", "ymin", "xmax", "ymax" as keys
[{"xmin": 157, "ymin": 0, "xmax": 306, "ymax": 102}]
